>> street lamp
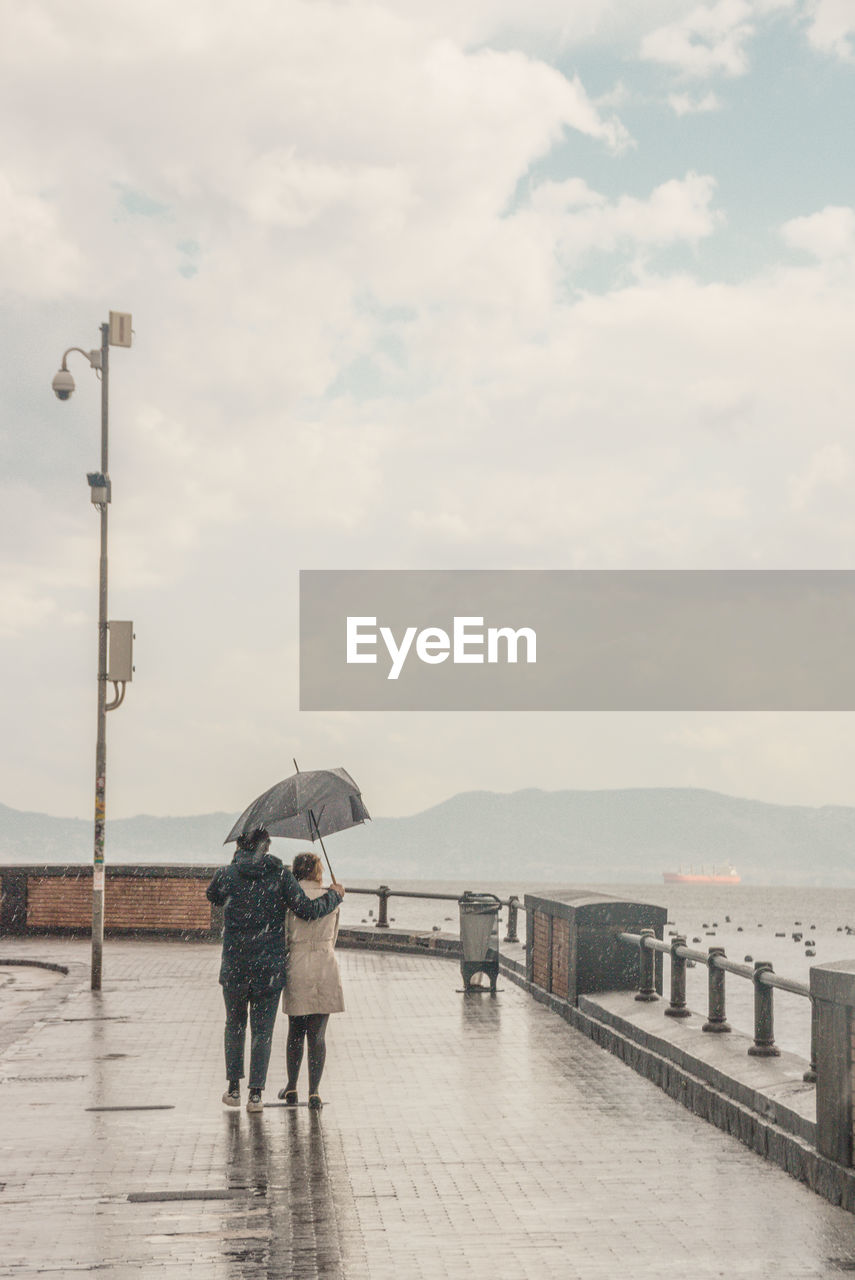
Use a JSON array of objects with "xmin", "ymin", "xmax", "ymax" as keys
[{"xmin": 53, "ymin": 312, "xmax": 134, "ymax": 991}]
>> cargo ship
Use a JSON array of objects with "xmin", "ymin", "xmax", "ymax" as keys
[{"xmin": 662, "ymin": 866, "xmax": 741, "ymax": 885}]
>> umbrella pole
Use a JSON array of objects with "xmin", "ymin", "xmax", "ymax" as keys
[
  {"xmin": 309, "ymin": 808, "xmax": 336, "ymax": 882},
  {"xmin": 297, "ymin": 759, "xmax": 336, "ymax": 877}
]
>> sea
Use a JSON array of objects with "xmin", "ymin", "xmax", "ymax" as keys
[{"xmin": 336, "ymin": 878, "xmax": 855, "ymax": 1061}]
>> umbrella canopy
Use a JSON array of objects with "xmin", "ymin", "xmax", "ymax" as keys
[{"xmin": 224, "ymin": 767, "xmax": 370, "ymax": 846}]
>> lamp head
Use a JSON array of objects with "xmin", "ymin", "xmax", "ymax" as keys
[{"xmin": 52, "ymin": 368, "xmax": 75, "ymax": 401}]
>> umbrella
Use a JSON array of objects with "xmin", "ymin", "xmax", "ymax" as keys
[{"xmin": 224, "ymin": 763, "xmax": 369, "ymax": 879}]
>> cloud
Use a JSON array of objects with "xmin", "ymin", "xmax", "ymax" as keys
[
  {"xmin": 802, "ymin": 0, "xmax": 855, "ymax": 58},
  {"xmin": 668, "ymin": 89, "xmax": 723, "ymax": 112},
  {"xmin": 640, "ymin": 0, "xmax": 757, "ymax": 77},
  {"xmin": 0, "ymin": 493, "xmax": 92, "ymax": 638},
  {"xmin": 0, "ymin": 580, "xmax": 59, "ymax": 639},
  {"xmin": 354, "ymin": 252, "xmax": 855, "ymax": 571},
  {"xmin": 780, "ymin": 205, "xmax": 855, "ymax": 259},
  {"xmin": 0, "ymin": 175, "xmax": 84, "ymax": 299},
  {"xmin": 527, "ymin": 171, "xmax": 723, "ymax": 258},
  {"xmin": 789, "ymin": 444, "xmax": 853, "ymax": 511}
]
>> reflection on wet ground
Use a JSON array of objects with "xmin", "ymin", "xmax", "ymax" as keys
[
  {"xmin": 2, "ymin": 937, "xmax": 855, "ymax": 1278},
  {"xmin": 221, "ymin": 1108, "xmax": 347, "ymax": 1276}
]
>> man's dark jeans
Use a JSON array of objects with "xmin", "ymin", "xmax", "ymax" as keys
[{"xmin": 221, "ymin": 983, "xmax": 281, "ymax": 1089}]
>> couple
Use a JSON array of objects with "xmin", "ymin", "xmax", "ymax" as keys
[{"xmin": 206, "ymin": 827, "xmax": 345, "ymax": 1113}]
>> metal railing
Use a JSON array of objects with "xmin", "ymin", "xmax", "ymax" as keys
[
  {"xmin": 343, "ymin": 885, "xmax": 521, "ymax": 943},
  {"xmin": 619, "ymin": 930, "xmax": 816, "ymax": 1083}
]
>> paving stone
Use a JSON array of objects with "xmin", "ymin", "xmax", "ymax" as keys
[{"xmin": 2, "ymin": 936, "xmax": 855, "ymax": 1277}]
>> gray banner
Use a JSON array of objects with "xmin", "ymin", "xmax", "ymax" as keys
[{"xmin": 299, "ymin": 570, "xmax": 855, "ymax": 710}]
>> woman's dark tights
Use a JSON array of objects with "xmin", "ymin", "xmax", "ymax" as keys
[{"xmin": 286, "ymin": 1014, "xmax": 330, "ymax": 1096}]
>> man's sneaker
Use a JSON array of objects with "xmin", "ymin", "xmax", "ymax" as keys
[
  {"xmin": 222, "ymin": 1081, "xmax": 240, "ymax": 1107},
  {"xmin": 246, "ymin": 1089, "xmax": 263, "ymax": 1113}
]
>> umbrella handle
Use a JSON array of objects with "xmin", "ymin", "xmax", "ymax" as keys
[{"xmin": 309, "ymin": 808, "xmax": 336, "ymax": 882}]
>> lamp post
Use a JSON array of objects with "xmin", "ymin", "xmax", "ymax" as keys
[{"xmin": 53, "ymin": 312, "xmax": 133, "ymax": 991}]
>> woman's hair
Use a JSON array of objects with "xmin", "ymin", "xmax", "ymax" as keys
[
  {"xmin": 236, "ymin": 827, "xmax": 269, "ymax": 853},
  {"xmin": 292, "ymin": 851, "xmax": 323, "ymax": 881}
]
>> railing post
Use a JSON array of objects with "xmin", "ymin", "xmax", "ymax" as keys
[
  {"xmin": 748, "ymin": 962, "xmax": 780, "ymax": 1057},
  {"xmin": 376, "ymin": 885, "xmax": 390, "ymax": 929},
  {"xmin": 504, "ymin": 896, "xmax": 520, "ymax": 944},
  {"xmin": 664, "ymin": 935, "xmax": 691, "ymax": 1018},
  {"xmin": 635, "ymin": 929, "xmax": 658, "ymax": 1002},
  {"xmin": 702, "ymin": 947, "xmax": 731, "ymax": 1033},
  {"xmin": 804, "ymin": 998, "xmax": 817, "ymax": 1083}
]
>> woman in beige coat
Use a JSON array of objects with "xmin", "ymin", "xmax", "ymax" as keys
[{"xmin": 278, "ymin": 851, "xmax": 344, "ymax": 1109}]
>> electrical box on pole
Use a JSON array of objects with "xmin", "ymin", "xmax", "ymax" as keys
[
  {"xmin": 108, "ymin": 312, "xmax": 133, "ymax": 347},
  {"xmin": 107, "ymin": 621, "xmax": 135, "ymax": 681}
]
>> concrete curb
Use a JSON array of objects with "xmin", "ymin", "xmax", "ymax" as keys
[
  {"xmin": 580, "ymin": 991, "xmax": 816, "ymax": 1145},
  {"xmin": 0, "ymin": 958, "xmax": 70, "ymax": 974},
  {"xmin": 338, "ymin": 925, "xmax": 461, "ymax": 959}
]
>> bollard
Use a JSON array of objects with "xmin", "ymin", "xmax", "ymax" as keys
[
  {"xmin": 803, "ymin": 999, "xmax": 817, "ymax": 1083},
  {"xmin": 376, "ymin": 885, "xmax": 390, "ymax": 929},
  {"xmin": 664, "ymin": 935, "xmax": 691, "ymax": 1018},
  {"xmin": 635, "ymin": 929, "xmax": 658, "ymax": 1002},
  {"xmin": 748, "ymin": 962, "xmax": 781, "ymax": 1057},
  {"xmin": 504, "ymin": 896, "xmax": 520, "ymax": 944},
  {"xmin": 702, "ymin": 947, "xmax": 731, "ymax": 1032}
]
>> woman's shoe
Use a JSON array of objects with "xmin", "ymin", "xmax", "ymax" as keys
[
  {"xmin": 246, "ymin": 1089, "xmax": 264, "ymax": 1113},
  {"xmin": 222, "ymin": 1081, "xmax": 240, "ymax": 1107},
  {"xmin": 308, "ymin": 1094, "xmax": 323, "ymax": 1110},
  {"xmin": 277, "ymin": 1088, "xmax": 299, "ymax": 1105}
]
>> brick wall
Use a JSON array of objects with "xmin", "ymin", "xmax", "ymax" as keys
[
  {"xmin": 551, "ymin": 917, "xmax": 570, "ymax": 999},
  {"xmin": 26, "ymin": 876, "xmax": 211, "ymax": 933},
  {"xmin": 26, "ymin": 877, "xmax": 92, "ymax": 929},
  {"xmin": 1, "ymin": 867, "xmax": 219, "ymax": 938},
  {"xmin": 532, "ymin": 910, "xmax": 551, "ymax": 990}
]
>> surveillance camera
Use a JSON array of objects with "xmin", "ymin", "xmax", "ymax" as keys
[{"xmin": 52, "ymin": 368, "xmax": 75, "ymax": 400}]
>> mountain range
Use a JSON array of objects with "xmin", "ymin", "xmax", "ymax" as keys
[{"xmin": 1, "ymin": 787, "xmax": 854, "ymax": 884}]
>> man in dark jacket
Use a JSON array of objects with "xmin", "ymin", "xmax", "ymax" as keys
[{"xmin": 207, "ymin": 826, "xmax": 344, "ymax": 1112}]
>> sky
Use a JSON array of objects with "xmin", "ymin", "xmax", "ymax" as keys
[{"xmin": 2, "ymin": 0, "xmax": 855, "ymax": 822}]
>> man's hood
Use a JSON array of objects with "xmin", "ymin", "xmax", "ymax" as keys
[{"xmin": 232, "ymin": 848, "xmax": 283, "ymax": 880}]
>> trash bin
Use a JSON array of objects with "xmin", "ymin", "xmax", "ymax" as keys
[{"xmin": 458, "ymin": 892, "xmax": 501, "ymax": 993}]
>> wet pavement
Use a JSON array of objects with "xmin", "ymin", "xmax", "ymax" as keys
[{"xmin": 2, "ymin": 938, "xmax": 855, "ymax": 1278}]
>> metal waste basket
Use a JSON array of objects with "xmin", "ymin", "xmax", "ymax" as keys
[{"xmin": 458, "ymin": 892, "xmax": 501, "ymax": 993}]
